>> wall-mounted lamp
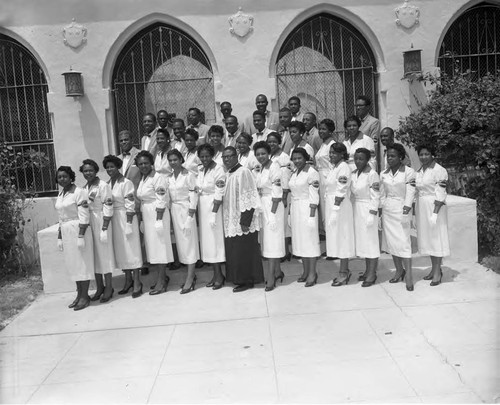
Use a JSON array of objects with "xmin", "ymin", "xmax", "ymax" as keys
[
  {"xmin": 62, "ymin": 68, "xmax": 84, "ymax": 97},
  {"xmin": 403, "ymin": 44, "xmax": 422, "ymax": 77}
]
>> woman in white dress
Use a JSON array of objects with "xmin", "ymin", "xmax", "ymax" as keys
[
  {"xmin": 196, "ymin": 143, "xmax": 227, "ymax": 289},
  {"xmin": 253, "ymin": 141, "xmax": 285, "ymax": 291},
  {"xmin": 166, "ymin": 149, "xmax": 201, "ymax": 294},
  {"xmin": 184, "ymin": 128, "xmax": 201, "ymax": 175},
  {"xmin": 267, "ymin": 132, "xmax": 292, "ymax": 262},
  {"xmin": 80, "ymin": 159, "xmax": 116, "ymax": 303},
  {"xmin": 154, "ymin": 129, "xmax": 173, "ymax": 176},
  {"xmin": 289, "ymin": 121, "xmax": 315, "ymax": 165},
  {"xmin": 136, "ymin": 150, "xmax": 173, "ymax": 295},
  {"xmin": 351, "ymin": 148, "xmax": 380, "ymax": 287},
  {"xmin": 289, "ymin": 147, "xmax": 321, "ymax": 287},
  {"xmin": 380, "ymin": 143, "xmax": 417, "ymax": 291},
  {"xmin": 236, "ymin": 133, "xmax": 258, "ymax": 170},
  {"xmin": 415, "ymin": 144, "xmax": 450, "ymax": 286},
  {"xmin": 103, "ymin": 155, "xmax": 143, "ymax": 298},
  {"xmin": 343, "ymin": 115, "xmax": 376, "ymax": 171},
  {"xmin": 324, "ymin": 143, "xmax": 356, "ymax": 286},
  {"xmin": 55, "ymin": 166, "xmax": 94, "ymax": 311},
  {"xmin": 315, "ymin": 119, "xmax": 337, "ymax": 235},
  {"xmin": 208, "ymin": 125, "xmax": 225, "ymax": 165}
]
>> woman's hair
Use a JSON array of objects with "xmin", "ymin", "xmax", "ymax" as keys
[
  {"xmin": 135, "ymin": 150, "xmax": 155, "ymax": 165},
  {"xmin": 56, "ymin": 165, "xmax": 76, "ymax": 182},
  {"xmin": 103, "ymin": 155, "xmax": 123, "ymax": 169},
  {"xmin": 387, "ymin": 143, "xmax": 407, "ymax": 160},
  {"xmin": 208, "ymin": 125, "xmax": 224, "ymax": 137},
  {"xmin": 344, "ymin": 115, "xmax": 361, "ymax": 129},
  {"xmin": 416, "ymin": 143, "xmax": 436, "ymax": 156},
  {"xmin": 253, "ymin": 141, "xmax": 271, "ymax": 154},
  {"xmin": 197, "ymin": 143, "xmax": 215, "ymax": 158},
  {"xmin": 185, "ymin": 127, "xmax": 199, "ymax": 140},
  {"xmin": 237, "ymin": 132, "xmax": 252, "ymax": 145},
  {"xmin": 354, "ymin": 147, "xmax": 371, "ymax": 161},
  {"xmin": 167, "ymin": 148, "xmax": 185, "ymax": 164},
  {"xmin": 291, "ymin": 147, "xmax": 310, "ymax": 162},
  {"xmin": 330, "ymin": 142, "xmax": 349, "ymax": 161},
  {"xmin": 319, "ymin": 118, "xmax": 336, "ymax": 132},
  {"xmin": 156, "ymin": 128, "xmax": 170, "ymax": 140},
  {"xmin": 266, "ymin": 131, "xmax": 282, "ymax": 144},
  {"xmin": 289, "ymin": 121, "xmax": 306, "ymax": 134},
  {"xmin": 79, "ymin": 159, "xmax": 99, "ymax": 173}
]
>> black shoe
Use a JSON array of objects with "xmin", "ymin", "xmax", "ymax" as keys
[
  {"xmin": 265, "ymin": 283, "xmax": 276, "ymax": 292},
  {"xmin": 168, "ymin": 262, "xmax": 181, "ymax": 271},
  {"xmin": 430, "ymin": 273, "xmax": 442, "ymax": 286},
  {"xmin": 358, "ymin": 272, "xmax": 367, "ymax": 282},
  {"xmin": 132, "ymin": 283, "xmax": 143, "ymax": 298},
  {"xmin": 74, "ymin": 298, "xmax": 90, "ymax": 311},
  {"xmin": 213, "ymin": 276, "xmax": 226, "ymax": 290},
  {"xmin": 118, "ymin": 282, "xmax": 133, "ymax": 295},
  {"xmin": 325, "ymin": 256, "xmax": 337, "ymax": 261},
  {"xmin": 149, "ymin": 277, "xmax": 170, "ymax": 295},
  {"xmin": 180, "ymin": 276, "xmax": 197, "ymax": 294},
  {"xmin": 361, "ymin": 276, "xmax": 377, "ymax": 288},
  {"xmin": 233, "ymin": 283, "xmax": 253, "ymax": 293},
  {"xmin": 206, "ymin": 280, "xmax": 215, "ymax": 288},
  {"xmin": 275, "ymin": 271, "xmax": 285, "ymax": 283},
  {"xmin": 297, "ymin": 275, "xmax": 307, "ymax": 283},
  {"xmin": 195, "ymin": 260, "xmax": 205, "ymax": 269},
  {"xmin": 90, "ymin": 289, "xmax": 104, "ymax": 301},
  {"xmin": 140, "ymin": 267, "xmax": 149, "ymax": 276},
  {"xmin": 406, "ymin": 284, "xmax": 414, "ymax": 291},
  {"xmin": 100, "ymin": 288, "xmax": 114, "ymax": 303},
  {"xmin": 68, "ymin": 297, "xmax": 79, "ymax": 309},
  {"xmin": 305, "ymin": 274, "xmax": 318, "ymax": 287},
  {"xmin": 332, "ymin": 271, "xmax": 352, "ymax": 287},
  {"xmin": 280, "ymin": 253, "xmax": 292, "ymax": 263},
  {"xmin": 423, "ymin": 271, "xmax": 434, "ymax": 281},
  {"xmin": 389, "ymin": 269, "xmax": 406, "ymax": 283}
]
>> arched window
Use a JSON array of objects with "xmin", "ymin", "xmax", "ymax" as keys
[
  {"xmin": 275, "ymin": 13, "xmax": 378, "ymax": 140},
  {"xmin": 111, "ymin": 23, "xmax": 216, "ymax": 147},
  {"xmin": 438, "ymin": 2, "xmax": 500, "ymax": 78},
  {"xmin": 0, "ymin": 34, "xmax": 56, "ymax": 195}
]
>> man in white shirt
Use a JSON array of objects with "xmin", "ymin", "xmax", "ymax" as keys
[
  {"xmin": 157, "ymin": 110, "xmax": 174, "ymax": 138},
  {"xmin": 243, "ymin": 94, "xmax": 279, "ymax": 134},
  {"xmin": 224, "ymin": 115, "xmax": 242, "ymax": 148},
  {"xmin": 140, "ymin": 113, "xmax": 158, "ymax": 155},
  {"xmin": 251, "ymin": 110, "xmax": 273, "ymax": 146},
  {"xmin": 356, "ymin": 95, "xmax": 381, "ymax": 143},
  {"xmin": 380, "ymin": 127, "xmax": 412, "ymax": 171},
  {"xmin": 302, "ymin": 112, "xmax": 322, "ymax": 154},
  {"xmin": 171, "ymin": 119, "xmax": 188, "ymax": 155},
  {"xmin": 117, "ymin": 130, "xmax": 141, "ymax": 190},
  {"xmin": 288, "ymin": 96, "xmax": 304, "ymax": 122},
  {"xmin": 278, "ymin": 107, "xmax": 294, "ymax": 155},
  {"xmin": 186, "ymin": 107, "xmax": 210, "ymax": 145}
]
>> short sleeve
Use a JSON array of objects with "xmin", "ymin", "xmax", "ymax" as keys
[
  {"xmin": 434, "ymin": 165, "xmax": 448, "ymax": 203},
  {"xmin": 123, "ymin": 179, "xmax": 136, "ymax": 214},
  {"xmin": 153, "ymin": 174, "xmax": 168, "ymax": 211},
  {"xmin": 307, "ymin": 168, "xmax": 320, "ymax": 206},
  {"xmin": 368, "ymin": 171, "xmax": 381, "ymax": 212},
  {"xmin": 404, "ymin": 167, "xmax": 417, "ymax": 207},
  {"xmin": 76, "ymin": 188, "xmax": 90, "ymax": 225},
  {"xmin": 101, "ymin": 182, "xmax": 114, "ymax": 218}
]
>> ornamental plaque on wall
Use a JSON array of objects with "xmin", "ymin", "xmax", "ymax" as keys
[
  {"xmin": 228, "ymin": 7, "xmax": 254, "ymax": 37},
  {"xmin": 62, "ymin": 18, "xmax": 88, "ymax": 48},
  {"xmin": 395, "ymin": 0, "xmax": 420, "ymax": 29}
]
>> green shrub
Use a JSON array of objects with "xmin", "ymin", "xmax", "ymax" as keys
[{"xmin": 397, "ymin": 72, "xmax": 500, "ymax": 256}]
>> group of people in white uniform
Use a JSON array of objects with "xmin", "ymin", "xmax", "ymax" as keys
[{"xmin": 55, "ymin": 98, "xmax": 450, "ymax": 311}]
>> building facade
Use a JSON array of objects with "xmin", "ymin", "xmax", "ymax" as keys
[{"xmin": 1, "ymin": 0, "xmax": 499, "ymax": 229}]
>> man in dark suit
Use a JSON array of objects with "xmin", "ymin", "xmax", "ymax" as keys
[{"xmin": 117, "ymin": 130, "xmax": 141, "ymax": 190}]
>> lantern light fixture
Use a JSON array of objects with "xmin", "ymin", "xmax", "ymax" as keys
[{"xmin": 62, "ymin": 67, "xmax": 84, "ymax": 97}]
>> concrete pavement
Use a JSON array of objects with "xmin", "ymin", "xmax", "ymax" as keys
[{"xmin": 1, "ymin": 255, "xmax": 499, "ymax": 403}]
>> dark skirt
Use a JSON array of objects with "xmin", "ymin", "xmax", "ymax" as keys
[{"xmin": 225, "ymin": 231, "xmax": 264, "ymax": 285}]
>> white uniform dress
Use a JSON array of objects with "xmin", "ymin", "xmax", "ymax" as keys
[
  {"xmin": 239, "ymin": 150, "xmax": 259, "ymax": 170},
  {"xmin": 137, "ymin": 171, "xmax": 174, "ymax": 264},
  {"xmin": 271, "ymin": 150, "xmax": 292, "ymax": 238},
  {"xmin": 85, "ymin": 179, "xmax": 116, "ymax": 275},
  {"xmin": 55, "ymin": 186, "xmax": 94, "ymax": 281},
  {"xmin": 110, "ymin": 176, "xmax": 143, "ymax": 269},
  {"xmin": 291, "ymin": 142, "xmax": 315, "ymax": 165},
  {"xmin": 183, "ymin": 149, "xmax": 201, "ymax": 175},
  {"xmin": 213, "ymin": 149, "xmax": 224, "ymax": 166},
  {"xmin": 196, "ymin": 163, "xmax": 226, "ymax": 263},
  {"xmin": 154, "ymin": 150, "xmax": 173, "ymax": 176},
  {"xmin": 253, "ymin": 161, "xmax": 285, "ymax": 258},
  {"xmin": 324, "ymin": 161, "xmax": 355, "ymax": 259},
  {"xmin": 380, "ymin": 165, "xmax": 416, "ymax": 258},
  {"xmin": 344, "ymin": 133, "xmax": 376, "ymax": 171},
  {"xmin": 415, "ymin": 162, "xmax": 450, "ymax": 257},
  {"xmin": 167, "ymin": 169, "xmax": 200, "ymax": 264},
  {"xmin": 351, "ymin": 168, "xmax": 381, "ymax": 258},
  {"xmin": 315, "ymin": 139, "xmax": 336, "ymax": 225},
  {"xmin": 288, "ymin": 165, "xmax": 321, "ymax": 257}
]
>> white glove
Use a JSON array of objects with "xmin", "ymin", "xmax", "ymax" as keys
[
  {"xmin": 125, "ymin": 222, "xmax": 133, "ymax": 237},
  {"xmin": 268, "ymin": 213, "xmax": 277, "ymax": 231},
  {"xmin": 99, "ymin": 229, "xmax": 108, "ymax": 243},
  {"xmin": 307, "ymin": 216, "xmax": 316, "ymax": 229},
  {"xmin": 378, "ymin": 216, "xmax": 383, "ymax": 231},
  {"xmin": 77, "ymin": 237, "xmax": 85, "ymax": 249},
  {"xmin": 57, "ymin": 239, "xmax": 63, "ymax": 251},
  {"xmin": 366, "ymin": 214, "xmax": 375, "ymax": 227},
  {"xmin": 183, "ymin": 216, "xmax": 194, "ymax": 236},
  {"xmin": 154, "ymin": 220, "xmax": 164, "ymax": 236},
  {"xmin": 430, "ymin": 212, "xmax": 438, "ymax": 226},
  {"xmin": 402, "ymin": 213, "xmax": 410, "ymax": 225},
  {"xmin": 208, "ymin": 212, "xmax": 217, "ymax": 228},
  {"xmin": 139, "ymin": 221, "xmax": 145, "ymax": 234}
]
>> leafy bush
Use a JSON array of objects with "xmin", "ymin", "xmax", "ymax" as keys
[
  {"xmin": 397, "ymin": 72, "xmax": 500, "ymax": 256},
  {"xmin": 0, "ymin": 143, "xmax": 48, "ymax": 279}
]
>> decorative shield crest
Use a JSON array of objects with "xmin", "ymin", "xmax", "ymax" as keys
[
  {"xmin": 395, "ymin": 0, "xmax": 420, "ymax": 29},
  {"xmin": 62, "ymin": 18, "xmax": 87, "ymax": 48},
  {"xmin": 228, "ymin": 7, "xmax": 254, "ymax": 38}
]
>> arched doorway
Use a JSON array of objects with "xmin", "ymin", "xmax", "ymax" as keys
[
  {"xmin": 437, "ymin": 2, "xmax": 500, "ymax": 79},
  {"xmin": 275, "ymin": 13, "xmax": 378, "ymax": 140},
  {"xmin": 111, "ymin": 22, "xmax": 216, "ymax": 148},
  {"xmin": 0, "ymin": 34, "xmax": 56, "ymax": 195}
]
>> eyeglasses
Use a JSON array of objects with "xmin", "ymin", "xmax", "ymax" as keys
[
  {"xmin": 355, "ymin": 104, "xmax": 367, "ymax": 108},
  {"xmin": 222, "ymin": 154, "xmax": 237, "ymax": 160}
]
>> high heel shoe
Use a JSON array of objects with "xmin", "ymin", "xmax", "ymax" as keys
[
  {"xmin": 305, "ymin": 274, "xmax": 318, "ymax": 287},
  {"xmin": 332, "ymin": 271, "xmax": 351, "ymax": 287},
  {"xmin": 180, "ymin": 275, "xmax": 197, "ymax": 294},
  {"xmin": 358, "ymin": 272, "xmax": 367, "ymax": 282},
  {"xmin": 74, "ymin": 298, "xmax": 90, "ymax": 311},
  {"xmin": 275, "ymin": 271, "xmax": 285, "ymax": 283},
  {"xmin": 212, "ymin": 276, "xmax": 225, "ymax": 290},
  {"xmin": 361, "ymin": 276, "xmax": 377, "ymax": 288},
  {"xmin": 280, "ymin": 253, "xmax": 292, "ymax": 263},
  {"xmin": 423, "ymin": 271, "xmax": 434, "ymax": 281},
  {"xmin": 118, "ymin": 282, "xmax": 133, "ymax": 295},
  {"xmin": 149, "ymin": 277, "xmax": 169, "ymax": 295},
  {"xmin": 68, "ymin": 296, "xmax": 79, "ymax": 309},
  {"xmin": 406, "ymin": 284, "xmax": 414, "ymax": 291},
  {"xmin": 430, "ymin": 272, "xmax": 442, "ymax": 286},
  {"xmin": 90, "ymin": 289, "xmax": 104, "ymax": 301},
  {"xmin": 297, "ymin": 275, "xmax": 307, "ymax": 283},
  {"xmin": 389, "ymin": 269, "xmax": 406, "ymax": 283},
  {"xmin": 100, "ymin": 288, "xmax": 114, "ymax": 303},
  {"xmin": 206, "ymin": 279, "xmax": 215, "ymax": 288},
  {"xmin": 132, "ymin": 283, "xmax": 143, "ymax": 298},
  {"xmin": 265, "ymin": 282, "xmax": 276, "ymax": 292}
]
